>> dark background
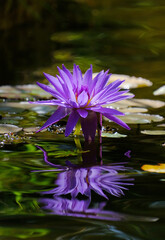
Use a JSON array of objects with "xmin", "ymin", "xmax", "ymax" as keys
[{"xmin": 0, "ymin": 0, "xmax": 165, "ymax": 87}]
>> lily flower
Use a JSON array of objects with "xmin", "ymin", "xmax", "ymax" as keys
[{"xmin": 30, "ymin": 64, "xmax": 134, "ymax": 141}]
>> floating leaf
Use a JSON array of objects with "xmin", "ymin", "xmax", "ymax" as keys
[
  {"xmin": 31, "ymin": 105, "xmax": 55, "ymax": 114},
  {"xmin": 109, "ymin": 74, "xmax": 153, "ymax": 89},
  {"xmin": 16, "ymin": 84, "xmax": 51, "ymax": 98},
  {"xmin": 0, "ymin": 86, "xmax": 25, "ymax": 99},
  {"xmin": 23, "ymin": 127, "xmax": 39, "ymax": 134},
  {"xmin": 51, "ymin": 32, "xmax": 83, "ymax": 43},
  {"xmin": 101, "ymin": 132, "xmax": 127, "ymax": 138},
  {"xmin": 105, "ymin": 113, "xmax": 164, "ymax": 124},
  {"xmin": 157, "ymin": 124, "xmax": 165, "ymax": 127},
  {"xmin": 0, "ymin": 124, "xmax": 22, "ymax": 134},
  {"xmin": 141, "ymin": 164, "xmax": 165, "ymax": 173},
  {"xmin": 110, "ymin": 98, "xmax": 165, "ymax": 109},
  {"xmin": 0, "ymin": 102, "xmax": 55, "ymax": 114},
  {"xmin": 92, "ymin": 73, "xmax": 152, "ymax": 89},
  {"xmin": 141, "ymin": 130, "xmax": 165, "ymax": 135},
  {"xmin": 120, "ymin": 107, "xmax": 148, "ymax": 113},
  {"xmin": 153, "ymin": 85, "xmax": 165, "ymax": 96}
]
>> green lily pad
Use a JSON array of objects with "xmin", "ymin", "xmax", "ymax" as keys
[
  {"xmin": 93, "ymin": 73, "xmax": 152, "ymax": 89},
  {"xmin": 0, "ymin": 124, "xmax": 22, "ymax": 134},
  {"xmin": 109, "ymin": 74, "xmax": 153, "ymax": 89},
  {"xmin": 102, "ymin": 132, "xmax": 127, "ymax": 138},
  {"xmin": 107, "ymin": 113, "xmax": 164, "ymax": 124},
  {"xmin": 141, "ymin": 130, "xmax": 165, "ymax": 135},
  {"xmin": 0, "ymin": 102, "xmax": 55, "ymax": 114},
  {"xmin": 51, "ymin": 31, "xmax": 83, "ymax": 43},
  {"xmin": 153, "ymin": 85, "xmax": 165, "ymax": 96},
  {"xmin": 110, "ymin": 99, "xmax": 165, "ymax": 109},
  {"xmin": 31, "ymin": 105, "xmax": 55, "ymax": 114},
  {"xmin": 157, "ymin": 124, "xmax": 165, "ymax": 127},
  {"xmin": 23, "ymin": 127, "xmax": 39, "ymax": 134},
  {"xmin": 0, "ymin": 86, "xmax": 25, "ymax": 99},
  {"xmin": 119, "ymin": 107, "xmax": 148, "ymax": 113},
  {"xmin": 16, "ymin": 84, "xmax": 51, "ymax": 98}
]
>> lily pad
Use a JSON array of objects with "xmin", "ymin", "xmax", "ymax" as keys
[
  {"xmin": 110, "ymin": 98, "xmax": 165, "ymax": 109},
  {"xmin": 120, "ymin": 107, "xmax": 148, "ymax": 113},
  {"xmin": 153, "ymin": 85, "xmax": 165, "ymax": 96},
  {"xmin": 16, "ymin": 84, "xmax": 51, "ymax": 98},
  {"xmin": 0, "ymin": 86, "xmax": 25, "ymax": 99},
  {"xmin": 108, "ymin": 74, "xmax": 153, "ymax": 89},
  {"xmin": 0, "ymin": 124, "xmax": 22, "ymax": 134},
  {"xmin": 101, "ymin": 132, "xmax": 127, "ymax": 138},
  {"xmin": 0, "ymin": 102, "xmax": 55, "ymax": 114},
  {"xmin": 157, "ymin": 124, "xmax": 165, "ymax": 127},
  {"xmin": 31, "ymin": 105, "xmax": 55, "ymax": 114},
  {"xmin": 108, "ymin": 113, "xmax": 164, "ymax": 124},
  {"xmin": 92, "ymin": 73, "xmax": 152, "ymax": 89},
  {"xmin": 141, "ymin": 130, "xmax": 165, "ymax": 135},
  {"xmin": 23, "ymin": 127, "xmax": 39, "ymax": 134},
  {"xmin": 141, "ymin": 164, "xmax": 165, "ymax": 173}
]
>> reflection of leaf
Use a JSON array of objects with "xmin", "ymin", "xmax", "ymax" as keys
[
  {"xmin": 141, "ymin": 164, "xmax": 165, "ymax": 173},
  {"xmin": 141, "ymin": 130, "xmax": 165, "ymax": 135},
  {"xmin": 0, "ymin": 227, "xmax": 49, "ymax": 238}
]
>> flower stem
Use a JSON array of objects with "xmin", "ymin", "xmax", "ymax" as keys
[{"xmin": 97, "ymin": 113, "xmax": 102, "ymax": 144}]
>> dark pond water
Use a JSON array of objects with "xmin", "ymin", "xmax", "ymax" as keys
[{"xmin": 0, "ymin": 0, "xmax": 165, "ymax": 239}]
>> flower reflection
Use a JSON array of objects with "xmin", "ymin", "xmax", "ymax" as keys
[
  {"xmin": 39, "ymin": 196, "xmax": 124, "ymax": 221},
  {"xmin": 36, "ymin": 145, "xmax": 133, "ymax": 199},
  {"xmin": 39, "ymin": 196, "xmax": 158, "ymax": 222},
  {"xmin": 43, "ymin": 164, "xmax": 133, "ymax": 199}
]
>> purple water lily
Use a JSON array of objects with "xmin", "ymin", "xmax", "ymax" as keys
[{"xmin": 30, "ymin": 64, "xmax": 134, "ymax": 140}]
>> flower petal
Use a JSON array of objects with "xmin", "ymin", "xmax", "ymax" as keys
[
  {"xmin": 94, "ymin": 71, "xmax": 110, "ymax": 94},
  {"xmin": 104, "ymin": 94, "xmax": 134, "ymax": 104},
  {"xmin": 103, "ymin": 114, "xmax": 130, "ymax": 130},
  {"xmin": 77, "ymin": 90, "xmax": 89, "ymax": 106},
  {"xmin": 56, "ymin": 74, "xmax": 76, "ymax": 102},
  {"xmin": 37, "ymin": 107, "xmax": 70, "ymax": 132},
  {"xmin": 73, "ymin": 64, "xmax": 82, "ymax": 91},
  {"xmin": 37, "ymin": 82, "xmax": 65, "ymax": 101},
  {"xmin": 89, "ymin": 70, "xmax": 104, "ymax": 95},
  {"xmin": 83, "ymin": 65, "xmax": 92, "ymax": 86},
  {"xmin": 65, "ymin": 110, "xmax": 80, "ymax": 136},
  {"xmin": 88, "ymin": 106, "xmax": 124, "ymax": 116},
  {"xmin": 62, "ymin": 64, "xmax": 73, "ymax": 81},
  {"xmin": 77, "ymin": 109, "xmax": 88, "ymax": 118},
  {"xmin": 80, "ymin": 111, "xmax": 97, "ymax": 141},
  {"xmin": 43, "ymin": 72, "xmax": 64, "ymax": 94}
]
